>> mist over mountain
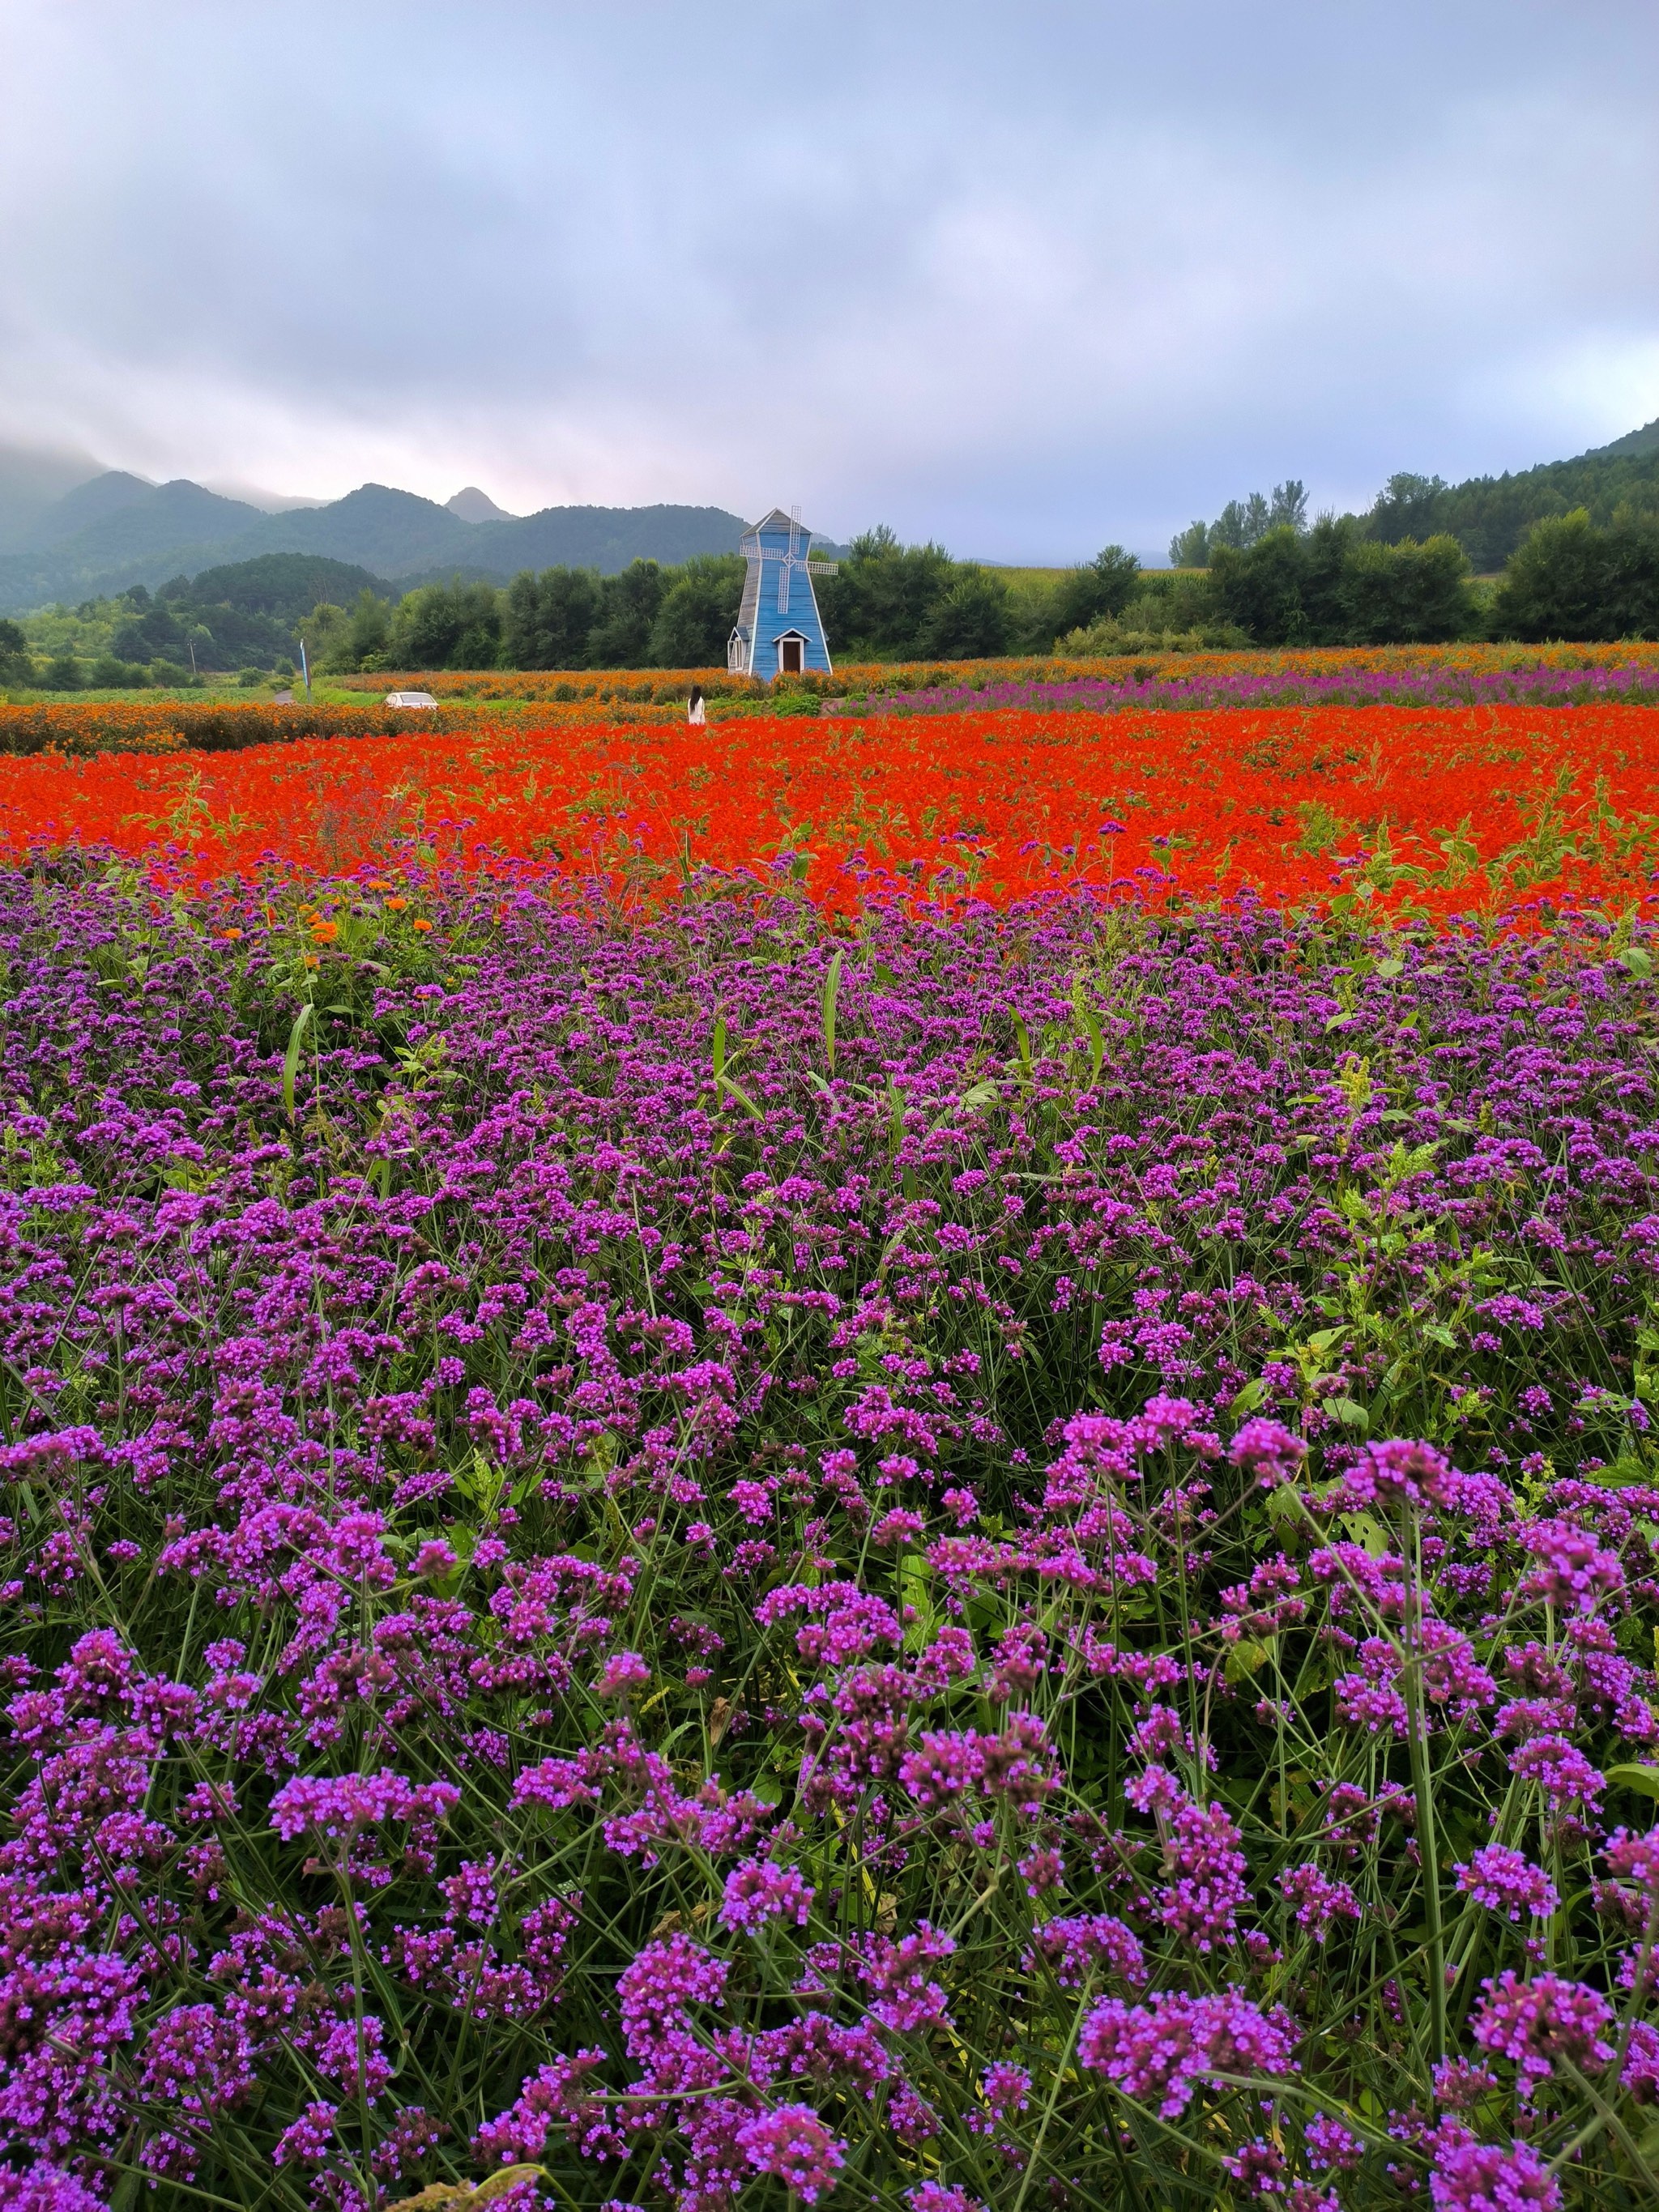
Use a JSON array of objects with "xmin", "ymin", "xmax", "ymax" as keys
[{"xmin": 0, "ymin": 439, "xmax": 110, "ymax": 556}]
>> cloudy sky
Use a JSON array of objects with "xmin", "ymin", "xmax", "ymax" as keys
[{"xmin": 2, "ymin": 0, "xmax": 1655, "ymax": 560}]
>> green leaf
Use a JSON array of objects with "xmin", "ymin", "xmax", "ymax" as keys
[
  {"xmin": 1072, "ymin": 975, "xmax": 1105, "ymax": 1089},
  {"xmin": 1225, "ymin": 1637, "xmax": 1276, "ymax": 1683},
  {"xmin": 1230, "ymin": 1379, "xmax": 1266, "ymax": 1417},
  {"xmin": 1616, "ymin": 946, "xmax": 1653, "ymax": 978},
  {"xmin": 1606, "ymin": 1763, "xmax": 1659, "ymax": 1800},
  {"xmin": 1340, "ymin": 1510, "xmax": 1391, "ymax": 1558},
  {"xmin": 1327, "ymin": 1396, "xmax": 1368, "ymax": 1430},
  {"xmin": 898, "ymin": 1551, "xmax": 936, "ymax": 1649},
  {"xmin": 282, "ymin": 1001, "xmax": 313, "ymax": 1121},
  {"xmin": 711, "ymin": 1012, "xmax": 727, "ymax": 1085},
  {"xmin": 821, "ymin": 947, "xmax": 842, "ymax": 1076},
  {"xmin": 716, "ymin": 1072, "xmax": 765, "ymax": 1120},
  {"xmin": 1375, "ymin": 956, "xmax": 1405, "ymax": 978},
  {"xmin": 1585, "ymin": 1456, "xmax": 1648, "ymax": 1488}
]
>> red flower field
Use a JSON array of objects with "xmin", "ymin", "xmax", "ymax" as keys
[{"xmin": 3, "ymin": 700, "xmax": 1657, "ymax": 917}]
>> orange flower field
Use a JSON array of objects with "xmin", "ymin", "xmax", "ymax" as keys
[
  {"xmin": 3, "ymin": 700, "xmax": 1659, "ymax": 918},
  {"xmin": 332, "ymin": 638, "xmax": 1659, "ymax": 703}
]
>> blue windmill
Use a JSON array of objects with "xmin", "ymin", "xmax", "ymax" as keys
[{"xmin": 727, "ymin": 506, "xmax": 838, "ymax": 677}]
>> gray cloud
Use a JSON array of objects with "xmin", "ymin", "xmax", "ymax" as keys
[{"xmin": 1, "ymin": 0, "xmax": 1654, "ymax": 558}]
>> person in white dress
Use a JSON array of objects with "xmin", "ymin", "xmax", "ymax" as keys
[{"xmin": 687, "ymin": 684, "xmax": 706, "ymax": 726}]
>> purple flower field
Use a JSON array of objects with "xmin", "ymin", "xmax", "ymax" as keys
[
  {"xmin": 840, "ymin": 662, "xmax": 1659, "ymax": 717},
  {"xmin": 7, "ymin": 854, "xmax": 1659, "ymax": 2210}
]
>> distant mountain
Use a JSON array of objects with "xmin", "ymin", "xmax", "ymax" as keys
[
  {"xmin": 470, "ymin": 503, "xmax": 755, "ymax": 574},
  {"xmin": 446, "ymin": 486, "xmax": 515, "ymax": 523},
  {"xmin": 0, "ymin": 472, "xmax": 755, "ymax": 612},
  {"xmin": 0, "ymin": 475, "xmax": 274, "ymax": 609},
  {"xmin": 226, "ymin": 484, "xmax": 476, "ymax": 575},
  {"xmin": 236, "ymin": 489, "xmax": 753, "ymax": 579},
  {"xmin": 28, "ymin": 470, "xmax": 156, "ymax": 547}
]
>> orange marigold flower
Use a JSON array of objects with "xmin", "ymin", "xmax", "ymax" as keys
[
  {"xmin": 385, "ymin": 896, "xmax": 408, "ymax": 910},
  {"xmin": 310, "ymin": 919, "xmax": 339, "ymax": 942},
  {"xmin": 412, "ymin": 918, "xmax": 434, "ymax": 933}
]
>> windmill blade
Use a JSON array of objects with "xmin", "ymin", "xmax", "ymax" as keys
[{"xmin": 778, "ymin": 505, "xmax": 802, "ymax": 613}]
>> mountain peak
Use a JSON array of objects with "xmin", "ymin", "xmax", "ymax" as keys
[{"xmin": 446, "ymin": 486, "xmax": 515, "ymax": 524}]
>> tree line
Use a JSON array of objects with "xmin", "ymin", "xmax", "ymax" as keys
[
  {"xmin": 292, "ymin": 539, "xmax": 1149, "ymax": 674},
  {"xmin": 4, "ymin": 503, "xmax": 1657, "ymax": 693},
  {"xmin": 1175, "ymin": 424, "xmax": 1659, "ymax": 575},
  {"xmin": 307, "ymin": 511, "xmax": 1656, "ymax": 670},
  {"xmin": 1145, "ymin": 500, "xmax": 1659, "ymax": 648}
]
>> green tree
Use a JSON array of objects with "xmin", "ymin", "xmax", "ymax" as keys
[
  {"xmin": 915, "ymin": 566, "xmax": 1012, "ymax": 658},
  {"xmin": 647, "ymin": 555, "xmax": 744, "ymax": 667},
  {"xmin": 1047, "ymin": 545, "xmax": 1143, "ymax": 636},
  {"xmin": 0, "ymin": 617, "xmax": 30, "ymax": 677},
  {"xmin": 502, "ymin": 568, "xmax": 602, "ymax": 669},
  {"xmin": 390, "ymin": 581, "xmax": 503, "ymax": 669},
  {"xmin": 1175, "ymin": 482, "xmax": 1307, "ymax": 565},
  {"xmin": 346, "ymin": 589, "xmax": 392, "ymax": 670},
  {"xmin": 1168, "ymin": 521, "xmax": 1210, "ymax": 567},
  {"xmin": 1290, "ymin": 514, "xmax": 1366, "ymax": 643},
  {"xmin": 817, "ymin": 528, "xmax": 956, "ymax": 657},
  {"xmin": 1366, "ymin": 472, "xmax": 1450, "ymax": 544},
  {"xmin": 1341, "ymin": 533, "xmax": 1473, "ymax": 642},
  {"xmin": 1111, "ymin": 566, "xmax": 1229, "ymax": 637},
  {"xmin": 298, "ymin": 603, "xmax": 350, "ymax": 670},
  {"xmin": 586, "ymin": 561, "xmax": 667, "ymax": 667},
  {"xmin": 1490, "ymin": 508, "xmax": 1659, "ymax": 640},
  {"xmin": 1207, "ymin": 526, "xmax": 1312, "ymax": 643}
]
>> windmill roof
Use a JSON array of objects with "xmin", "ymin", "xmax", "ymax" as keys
[{"xmin": 750, "ymin": 508, "xmax": 817, "ymax": 535}]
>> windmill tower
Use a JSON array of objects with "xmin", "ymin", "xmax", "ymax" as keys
[{"xmin": 727, "ymin": 506, "xmax": 838, "ymax": 677}]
